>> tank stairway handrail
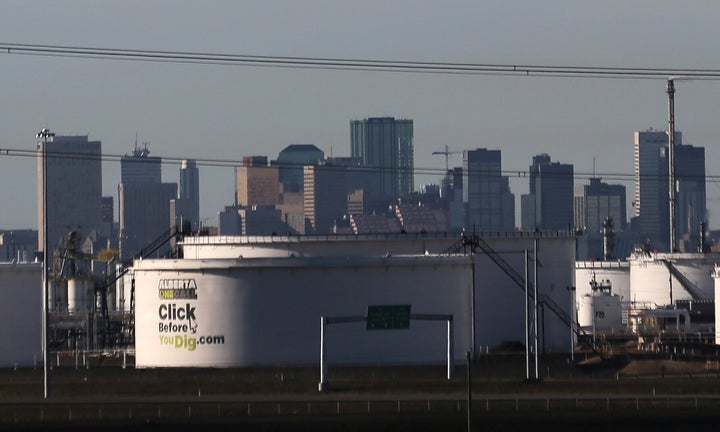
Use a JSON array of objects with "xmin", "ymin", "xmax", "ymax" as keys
[
  {"xmin": 95, "ymin": 224, "xmax": 185, "ymax": 327},
  {"xmin": 443, "ymin": 233, "xmax": 595, "ymax": 350},
  {"xmin": 661, "ymin": 260, "xmax": 704, "ymax": 301},
  {"xmin": 538, "ymin": 294, "xmax": 587, "ymax": 338}
]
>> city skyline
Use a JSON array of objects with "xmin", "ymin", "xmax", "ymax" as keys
[{"xmin": 2, "ymin": 2, "xmax": 720, "ymax": 229}]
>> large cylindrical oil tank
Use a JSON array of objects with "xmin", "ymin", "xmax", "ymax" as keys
[
  {"xmin": 135, "ymin": 255, "xmax": 473, "ymax": 368},
  {"xmin": 575, "ymin": 262, "xmax": 630, "ymax": 302},
  {"xmin": 0, "ymin": 262, "xmax": 42, "ymax": 367},
  {"xmin": 630, "ymin": 252, "xmax": 716, "ymax": 307}
]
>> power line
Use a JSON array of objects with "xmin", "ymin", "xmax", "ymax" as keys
[
  {"xmin": 3, "ymin": 146, "xmax": 717, "ymax": 184},
  {"xmin": 4, "ymin": 43, "xmax": 720, "ymax": 80}
]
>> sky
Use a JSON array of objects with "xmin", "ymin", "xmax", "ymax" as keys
[{"xmin": 2, "ymin": 1, "xmax": 720, "ymax": 230}]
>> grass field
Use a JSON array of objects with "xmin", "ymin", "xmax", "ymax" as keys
[{"xmin": 3, "ymin": 352, "xmax": 720, "ymax": 430}]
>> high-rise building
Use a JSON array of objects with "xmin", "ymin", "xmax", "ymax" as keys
[
  {"xmin": 120, "ymin": 144, "xmax": 161, "ymax": 184},
  {"xmin": 521, "ymin": 154, "xmax": 574, "ymax": 230},
  {"xmin": 582, "ymin": 178, "xmax": 626, "ymax": 235},
  {"xmin": 350, "ymin": 117, "xmax": 414, "ymax": 210},
  {"xmin": 633, "ymin": 130, "xmax": 672, "ymax": 247},
  {"xmin": 303, "ymin": 164, "xmax": 348, "ymax": 234},
  {"xmin": 675, "ymin": 144, "xmax": 706, "ymax": 251},
  {"xmin": 463, "ymin": 148, "xmax": 515, "ymax": 231},
  {"xmin": 272, "ymin": 144, "xmax": 324, "ymax": 192},
  {"xmin": 236, "ymin": 165, "xmax": 279, "ymax": 207},
  {"xmin": 37, "ymin": 135, "xmax": 103, "ymax": 257},
  {"xmin": 173, "ymin": 160, "xmax": 200, "ymax": 230},
  {"xmin": 119, "ymin": 146, "xmax": 177, "ymax": 260},
  {"xmin": 633, "ymin": 130, "xmax": 705, "ymax": 251}
]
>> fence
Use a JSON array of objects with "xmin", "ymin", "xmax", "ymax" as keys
[{"xmin": 3, "ymin": 396, "xmax": 720, "ymax": 424}]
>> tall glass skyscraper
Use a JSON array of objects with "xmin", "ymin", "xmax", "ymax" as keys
[
  {"xmin": 176, "ymin": 159, "xmax": 200, "ymax": 229},
  {"xmin": 350, "ymin": 117, "xmax": 414, "ymax": 211},
  {"xmin": 119, "ymin": 145, "xmax": 177, "ymax": 260},
  {"xmin": 521, "ymin": 154, "xmax": 574, "ymax": 230},
  {"xmin": 633, "ymin": 130, "xmax": 706, "ymax": 251},
  {"xmin": 463, "ymin": 148, "xmax": 514, "ymax": 231},
  {"xmin": 37, "ymin": 135, "xmax": 103, "ymax": 259}
]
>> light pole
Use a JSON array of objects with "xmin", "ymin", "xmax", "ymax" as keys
[{"xmin": 37, "ymin": 127, "xmax": 54, "ymax": 399}]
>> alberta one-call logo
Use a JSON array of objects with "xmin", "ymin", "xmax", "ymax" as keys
[{"xmin": 156, "ymin": 279, "xmax": 225, "ymax": 351}]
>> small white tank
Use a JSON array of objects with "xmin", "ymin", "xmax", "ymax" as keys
[
  {"xmin": 67, "ymin": 278, "xmax": 88, "ymax": 314},
  {"xmin": 578, "ymin": 276, "xmax": 622, "ymax": 332}
]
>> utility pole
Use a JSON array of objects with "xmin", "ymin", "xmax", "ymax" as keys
[
  {"xmin": 667, "ymin": 78, "xmax": 676, "ymax": 252},
  {"xmin": 37, "ymin": 127, "xmax": 54, "ymax": 399}
]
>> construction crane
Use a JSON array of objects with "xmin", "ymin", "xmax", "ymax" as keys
[{"xmin": 432, "ymin": 145, "xmax": 462, "ymax": 172}]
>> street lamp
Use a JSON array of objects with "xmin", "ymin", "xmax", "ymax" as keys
[{"xmin": 36, "ymin": 127, "xmax": 54, "ymax": 399}]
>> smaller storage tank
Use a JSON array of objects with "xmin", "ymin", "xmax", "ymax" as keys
[
  {"xmin": 578, "ymin": 275, "xmax": 622, "ymax": 332},
  {"xmin": 67, "ymin": 277, "xmax": 88, "ymax": 314}
]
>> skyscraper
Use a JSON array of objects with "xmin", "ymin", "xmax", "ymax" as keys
[
  {"xmin": 675, "ymin": 144, "xmax": 706, "ymax": 251},
  {"xmin": 236, "ymin": 165, "xmax": 279, "ymax": 207},
  {"xmin": 463, "ymin": 148, "xmax": 514, "ymax": 231},
  {"xmin": 633, "ymin": 130, "xmax": 705, "ymax": 251},
  {"xmin": 303, "ymin": 163, "xmax": 348, "ymax": 234},
  {"xmin": 119, "ymin": 146, "xmax": 177, "ymax": 260},
  {"xmin": 633, "ymin": 130, "xmax": 672, "ymax": 248},
  {"xmin": 37, "ymin": 135, "xmax": 102, "ymax": 257},
  {"xmin": 350, "ymin": 117, "xmax": 414, "ymax": 210},
  {"xmin": 272, "ymin": 144, "xmax": 324, "ymax": 192},
  {"xmin": 582, "ymin": 177, "xmax": 626, "ymax": 235},
  {"xmin": 174, "ymin": 159, "xmax": 200, "ymax": 230},
  {"xmin": 521, "ymin": 154, "xmax": 574, "ymax": 230}
]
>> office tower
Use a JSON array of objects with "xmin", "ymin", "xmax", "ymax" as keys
[
  {"xmin": 172, "ymin": 160, "xmax": 200, "ymax": 230},
  {"xmin": 101, "ymin": 196, "xmax": 115, "ymax": 243},
  {"xmin": 304, "ymin": 164, "xmax": 348, "ymax": 234},
  {"xmin": 582, "ymin": 178, "xmax": 626, "ymax": 235},
  {"xmin": 120, "ymin": 144, "xmax": 160, "ymax": 184},
  {"xmin": 441, "ymin": 167, "xmax": 465, "ymax": 232},
  {"xmin": 119, "ymin": 146, "xmax": 177, "ymax": 260},
  {"xmin": 675, "ymin": 144, "xmax": 706, "ymax": 250},
  {"xmin": 350, "ymin": 117, "xmax": 414, "ymax": 210},
  {"xmin": 236, "ymin": 164, "xmax": 279, "ymax": 207},
  {"xmin": 37, "ymin": 135, "xmax": 103, "ymax": 257},
  {"xmin": 521, "ymin": 154, "xmax": 574, "ymax": 230},
  {"xmin": 217, "ymin": 205, "xmax": 242, "ymax": 235},
  {"xmin": 633, "ymin": 130, "xmax": 705, "ymax": 251},
  {"xmin": 463, "ymin": 149, "xmax": 515, "ymax": 231},
  {"xmin": 272, "ymin": 144, "xmax": 324, "ymax": 192},
  {"xmin": 633, "ymin": 131, "xmax": 672, "ymax": 247}
]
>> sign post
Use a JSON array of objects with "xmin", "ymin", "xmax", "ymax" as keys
[{"xmin": 318, "ymin": 306, "xmax": 455, "ymax": 391}]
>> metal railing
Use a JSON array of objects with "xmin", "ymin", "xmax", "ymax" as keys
[{"xmin": 3, "ymin": 395, "xmax": 720, "ymax": 424}]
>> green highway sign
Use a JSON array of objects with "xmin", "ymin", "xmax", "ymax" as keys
[{"xmin": 366, "ymin": 304, "xmax": 411, "ymax": 330}]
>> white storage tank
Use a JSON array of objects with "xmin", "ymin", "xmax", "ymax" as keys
[
  {"xmin": 134, "ymin": 233, "xmax": 577, "ymax": 367},
  {"xmin": 135, "ymin": 255, "xmax": 473, "ymax": 367},
  {"xmin": 630, "ymin": 251, "xmax": 716, "ymax": 307},
  {"xmin": 0, "ymin": 262, "xmax": 42, "ymax": 367},
  {"xmin": 577, "ymin": 278, "xmax": 622, "ymax": 332},
  {"xmin": 575, "ymin": 261, "xmax": 629, "ymax": 302},
  {"xmin": 67, "ymin": 277, "xmax": 88, "ymax": 314}
]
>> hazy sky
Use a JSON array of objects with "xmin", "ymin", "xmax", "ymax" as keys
[{"xmin": 2, "ymin": 1, "xmax": 720, "ymax": 230}]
